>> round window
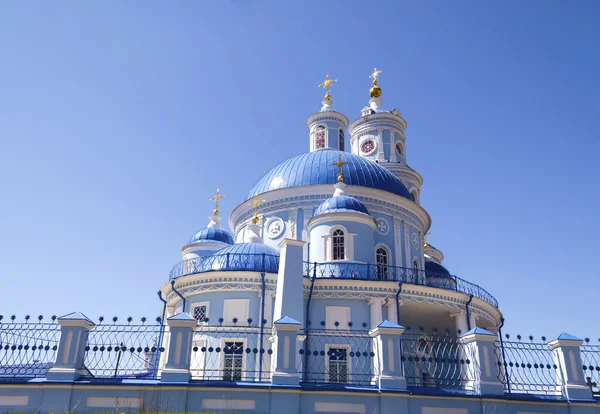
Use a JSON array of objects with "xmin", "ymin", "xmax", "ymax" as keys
[{"xmin": 361, "ymin": 139, "xmax": 375, "ymax": 155}]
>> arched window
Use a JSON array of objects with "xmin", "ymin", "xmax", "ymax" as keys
[
  {"xmin": 338, "ymin": 129, "xmax": 345, "ymax": 151},
  {"xmin": 395, "ymin": 142, "xmax": 404, "ymax": 156},
  {"xmin": 376, "ymin": 247, "xmax": 388, "ymax": 280},
  {"xmin": 332, "ymin": 229, "xmax": 345, "ymax": 260},
  {"xmin": 413, "ymin": 259, "xmax": 420, "ymax": 283},
  {"xmin": 411, "ymin": 189, "xmax": 419, "ymax": 203},
  {"xmin": 315, "ymin": 125, "xmax": 326, "ymax": 149}
]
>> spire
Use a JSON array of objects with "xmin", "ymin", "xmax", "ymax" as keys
[
  {"xmin": 244, "ymin": 195, "xmax": 266, "ymax": 243},
  {"xmin": 207, "ymin": 188, "xmax": 226, "ymax": 229},
  {"xmin": 318, "ymin": 74, "xmax": 337, "ymax": 112},
  {"xmin": 366, "ymin": 68, "xmax": 383, "ymax": 113}
]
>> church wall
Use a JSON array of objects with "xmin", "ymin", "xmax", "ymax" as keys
[
  {"xmin": 371, "ymin": 212, "xmax": 397, "ymax": 266},
  {"xmin": 305, "ymin": 298, "xmax": 370, "ymax": 330},
  {"xmin": 181, "ymin": 290, "xmax": 261, "ymax": 326},
  {"xmin": 260, "ymin": 211, "xmax": 289, "ymax": 250}
]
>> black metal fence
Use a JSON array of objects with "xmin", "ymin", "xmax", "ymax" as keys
[
  {"xmin": 299, "ymin": 329, "xmax": 375, "ymax": 386},
  {"xmin": 81, "ymin": 317, "xmax": 166, "ymax": 380},
  {"xmin": 170, "ymin": 253, "xmax": 280, "ymax": 280},
  {"xmin": 190, "ymin": 325, "xmax": 272, "ymax": 383},
  {"xmin": 495, "ymin": 335, "xmax": 562, "ymax": 396},
  {"xmin": 402, "ymin": 332, "xmax": 475, "ymax": 390},
  {"xmin": 0, "ymin": 316, "xmax": 60, "ymax": 380},
  {"xmin": 582, "ymin": 338, "xmax": 600, "ymax": 396},
  {"xmin": 304, "ymin": 262, "xmax": 498, "ymax": 308}
]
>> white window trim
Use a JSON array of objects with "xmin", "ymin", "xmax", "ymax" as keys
[
  {"xmin": 374, "ymin": 243, "xmax": 391, "ymax": 267},
  {"xmin": 323, "ymin": 225, "xmax": 356, "ymax": 262},
  {"xmin": 325, "ymin": 344, "xmax": 351, "ymax": 384},
  {"xmin": 223, "ymin": 299, "xmax": 250, "ymax": 326},
  {"xmin": 312, "ymin": 124, "xmax": 328, "ymax": 151},
  {"xmin": 220, "ymin": 338, "xmax": 247, "ymax": 381},
  {"xmin": 409, "ymin": 187, "xmax": 419, "ymax": 203},
  {"xmin": 189, "ymin": 301, "xmax": 210, "ymax": 325}
]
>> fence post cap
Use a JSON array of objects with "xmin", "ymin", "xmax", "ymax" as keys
[
  {"xmin": 57, "ymin": 312, "xmax": 95, "ymax": 328},
  {"xmin": 547, "ymin": 333, "xmax": 583, "ymax": 349},
  {"xmin": 273, "ymin": 316, "xmax": 302, "ymax": 331},
  {"xmin": 369, "ymin": 320, "xmax": 404, "ymax": 337},
  {"xmin": 167, "ymin": 312, "xmax": 197, "ymax": 328},
  {"xmin": 458, "ymin": 327, "xmax": 497, "ymax": 343}
]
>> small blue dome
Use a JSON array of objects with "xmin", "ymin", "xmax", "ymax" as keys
[
  {"xmin": 187, "ymin": 227, "xmax": 234, "ymax": 246},
  {"xmin": 425, "ymin": 260, "xmax": 452, "ymax": 278},
  {"xmin": 198, "ymin": 243, "xmax": 280, "ymax": 273},
  {"xmin": 247, "ymin": 149, "xmax": 413, "ymax": 200},
  {"xmin": 314, "ymin": 195, "xmax": 370, "ymax": 217}
]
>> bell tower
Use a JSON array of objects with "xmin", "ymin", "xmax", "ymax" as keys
[
  {"xmin": 348, "ymin": 69, "xmax": 423, "ymax": 203},
  {"xmin": 307, "ymin": 74, "xmax": 349, "ymax": 152}
]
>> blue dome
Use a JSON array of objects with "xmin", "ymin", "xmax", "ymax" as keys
[
  {"xmin": 314, "ymin": 195, "xmax": 370, "ymax": 217},
  {"xmin": 198, "ymin": 243, "xmax": 280, "ymax": 273},
  {"xmin": 187, "ymin": 227, "xmax": 234, "ymax": 246},
  {"xmin": 425, "ymin": 260, "xmax": 452, "ymax": 278},
  {"xmin": 247, "ymin": 149, "xmax": 413, "ymax": 200}
]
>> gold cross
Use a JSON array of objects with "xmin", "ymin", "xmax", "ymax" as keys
[
  {"xmin": 369, "ymin": 68, "xmax": 382, "ymax": 84},
  {"xmin": 330, "ymin": 154, "xmax": 350, "ymax": 183},
  {"xmin": 423, "ymin": 231, "xmax": 432, "ymax": 249},
  {"xmin": 247, "ymin": 195, "xmax": 265, "ymax": 224},
  {"xmin": 210, "ymin": 188, "xmax": 225, "ymax": 216},
  {"xmin": 318, "ymin": 74, "xmax": 337, "ymax": 100}
]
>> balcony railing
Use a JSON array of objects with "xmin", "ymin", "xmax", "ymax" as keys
[
  {"xmin": 304, "ymin": 261, "xmax": 498, "ymax": 308},
  {"xmin": 170, "ymin": 253, "xmax": 280, "ymax": 280}
]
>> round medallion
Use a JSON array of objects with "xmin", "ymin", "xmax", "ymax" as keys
[
  {"xmin": 411, "ymin": 233, "xmax": 419, "ymax": 249},
  {"xmin": 265, "ymin": 217, "xmax": 285, "ymax": 239},
  {"xmin": 360, "ymin": 139, "xmax": 376, "ymax": 155},
  {"xmin": 375, "ymin": 218, "xmax": 389, "ymax": 235}
]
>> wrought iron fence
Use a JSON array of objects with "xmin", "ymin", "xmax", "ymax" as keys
[
  {"xmin": 582, "ymin": 338, "xmax": 600, "ymax": 396},
  {"xmin": 190, "ymin": 325, "xmax": 272, "ymax": 383},
  {"xmin": 401, "ymin": 331, "xmax": 475, "ymax": 390},
  {"xmin": 170, "ymin": 253, "xmax": 280, "ymax": 279},
  {"xmin": 81, "ymin": 317, "xmax": 166, "ymax": 380},
  {"xmin": 494, "ymin": 335, "xmax": 562, "ymax": 396},
  {"xmin": 299, "ymin": 328, "xmax": 375, "ymax": 386},
  {"xmin": 304, "ymin": 262, "xmax": 498, "ymax": 308},
  {"xmin": 0, "ymin": 315, "xmax": 60, "ymax": 381}
]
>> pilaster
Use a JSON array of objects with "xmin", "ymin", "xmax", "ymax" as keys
[
  {"xmin": 272, "ymin": 316, "xmax": 302, "ymax": 386},
  {"xmin": 547, "ymin": 333, "xmax": 593, "ymax": 399},
  {"xmin": 161, "ymin": 313, "xmax": 197, "ymax": 383},
  {"xmin": 273, "ymin": 239, "xmax": 306, "ymax": 324},
  {"xmin": 459, "ymin": 328, "xmax": 504, "ymax": 395},
  {"xmin": 369, "ymin": 320, "xmax": 406, "ymax": 390}
]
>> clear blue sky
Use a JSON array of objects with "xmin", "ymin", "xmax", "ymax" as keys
[{"xmin": 1, "ymin": 2, "xmax": 598, "ymax": 339}]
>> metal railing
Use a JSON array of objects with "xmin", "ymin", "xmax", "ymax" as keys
[
  {"xmin": 190, "ymin": 325, "xmax": 272, "ymax": 383},
  {"xmin": 170, "ymin": 253, "xmax": 280, "ymax": 280},
  {"xmin": 494, "ymin": 335, "xmax": 562, "ymax": 396},
  {"xmin": 0, "ymin": 316, "xmax": 60, "ymax": 381},
  {"xmin": 299, "ymin": 329, "xmax": 374, "ymax": 386},
  {"xmin": 81, "ymin": 317, "xmax": 166, "ymax": 380},
  {"xmin": 304, "ymin": 261, "xmax": 498, "ymax": 308},
  {"xmin": 582, "ymin": 338, "xmax": 600, "ymax": 396},
  {"xmin": 402, "ymin": 332, "xmax": 476, "ymax": 390}
]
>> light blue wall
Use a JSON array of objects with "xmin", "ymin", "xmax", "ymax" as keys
[
  {"xmin": 182, "ymin": 290, "xmax": 261, "ymax": 326},
  {"xmin": 371, "ymin": 213, "xmax": 396, "ymax": 266},
  {"xmin": 305, "ymin": 298, "xmax": 370, "ymax": 329},
  {"xmin": 308, "ymin": 220, "xmax": 374, "ymax": 263}
]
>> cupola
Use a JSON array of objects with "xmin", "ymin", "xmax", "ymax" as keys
[{"xmin": 307, "ymin": 74, "xmax": 349, "ymax": 152}]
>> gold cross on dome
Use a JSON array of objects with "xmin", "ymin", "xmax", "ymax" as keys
[
  {"xmin": 318, "ymin": 74, "xmax": 337, "ymax": 99},
  {"xmin": 369, "ymin": 68, "xmax": 382, "ymax": 84},
  {"xmin": 247, "ymin": 195, "xmax": 265, "ymax": 225},
  {"xmin": 330, "ymin": 154, "xmax": 350, "ymax": 183},
  {"xmin": 210, "ymin": 188, "xmax": 225, "ymax": 216}
]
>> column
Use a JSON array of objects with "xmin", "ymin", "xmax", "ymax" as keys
[
  {"xmin": 547, "ymin": 334, "xmax": 593, "ymax": 399},
  {"xmin": 459, "ymin": 328, "xmax": 504, "ymax": 395},
  {"xmin": 377, "ymin": 129, "xmax": 385, "ymax": 161},
  {"xmin": 368, "ymin": 297, "xmax": 384, "ymax": 329},
  {"xmin": 390, "ymin": 131, "xmax": 397, "ymax": 162},
  {"xmin": 272, "ymin": 316, "xmax": 302, "ymax": 385},
  {"xmin": 46, "ymin": 312, "xmax": 95, "ymax": 381},
  {"xmin": 369, "ymin": 320, "xmax": 406, "ymax": 390},
  {"xmin": 451, "ymin": 311, "xmax": 469, "ymax": 335},
  {"xmin": 273, "ymin": 239, "xmax": 306, "ymax": 324},
  {"xmin": 161, "ymin": 313, "xmax": 197, "ymax": 383},
  {"xmin": 385, "ymin": 298, "xmax": 398, "ymax": 324}
]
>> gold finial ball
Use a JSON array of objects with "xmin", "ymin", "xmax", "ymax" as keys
[
  {"xmin": 213, "ymin": 208, "xmax": 219, "ymax": 216},
  {"xmin": 370, "ymin": 84, "xmax": 382, "ymax": 98}
]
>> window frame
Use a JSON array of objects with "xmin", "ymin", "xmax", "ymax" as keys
[
  {"xmin": 325, "ymin": 344, "xmax": 351, "ymax": 384},
  {"xmin": 313, "ymin": 124, "xmax": 327, "ymax": 150},
  {"xmin": 220, "ymin": 338, "xmax": 247, "ymax": 381},
  {"xmin": 190, "ymin": 301, "xmax": 210, "ymax": 325},
  {"xmin": 338, "ymin": 128, "xmax": 345, "ymax": 151},
  {"xmin": 375, "ymin": 245, "xmax": 390, "ymax": 280},
  {"xmin": 332, "ymin": 229, "xmax": 345, "ymax": 261}
]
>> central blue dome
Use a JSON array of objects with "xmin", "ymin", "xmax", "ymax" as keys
[{"xmin": 247, "ymin": 150, "xmax": 413, "ymax": 200}]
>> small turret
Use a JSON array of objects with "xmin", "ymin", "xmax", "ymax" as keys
[{"xmin": 307, "ymin": 74, "xmax": 349, "ymax": 152}]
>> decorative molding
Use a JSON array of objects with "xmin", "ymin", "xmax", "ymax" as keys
[
  {"xmin": 375, "ymin": 217, "xmax": 390, "ymax": 235},
  {"xmin": 265, "ymin": 217, "xmax": 285, "ymax": 239}
]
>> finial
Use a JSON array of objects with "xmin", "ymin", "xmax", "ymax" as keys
[
  {"xmin": 247, "ymin": 195, "xmax": 265, "ymax": 225},
  {"xmin": 423, "ymin": 232, "xmax": 431, "ymax": 249},
  {"xmin": 210, "ymin": 188, "xmax": 225, "ymax": 216},
  {"xmin": 369, "ymin": 68, "xmax": 382, "ymax": 98},
  {"xmin": 330, "ymin": 154, "xmax": 350, "ymax": 183},
  {"xmin": 318, "ymin": 74, "xmax": 337, "ymax": 102}
]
